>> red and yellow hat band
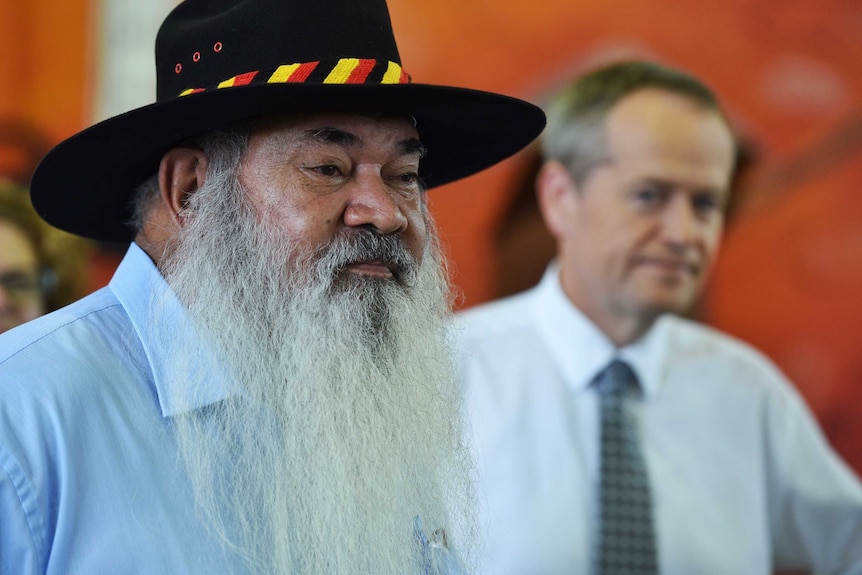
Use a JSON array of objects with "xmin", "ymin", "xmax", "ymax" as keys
[{"xmin": 179, "ymin": 59, "xmax": 410, "ymax": 96}]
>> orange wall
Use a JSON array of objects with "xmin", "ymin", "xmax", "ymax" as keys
[{"xmin": 0, "ymin": 0, "xmax": 93, "ymax": 143}]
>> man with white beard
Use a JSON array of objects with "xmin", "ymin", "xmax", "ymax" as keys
[{"xmin": 0, "ymin": 1, "xmax": 544, "ymax": 573}]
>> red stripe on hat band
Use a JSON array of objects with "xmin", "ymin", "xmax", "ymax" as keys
[
  {"xmin": 399, "ymin": 68, "xmax": 409, "ymax": 84},
  {"xmin": 233, "ymin": 71, "xmax": 259, "ymax": 86},
  {"xmin": 346, "ymin": 59, "xmax": 376, "ymax": 84},
  {"xmin": 289, "ymin": 61, "xmax": 318, "ymax": 82}
]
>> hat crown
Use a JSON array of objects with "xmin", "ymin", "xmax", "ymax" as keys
[
  {"xmin": 156, "ymin": 0, "xmax": 402, "ymax": 100},
  {"xmin": 32, "ymin": 0, "xmax": 544, "ymax": 243}
]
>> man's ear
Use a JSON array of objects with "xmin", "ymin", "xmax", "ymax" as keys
[
  {"xmin": 158, "ymin": 147, "xmax": 209, "ymax": 227},
  {"xmin": 535, "ymin": 159, "xmax": 578, "ymax": 241}
]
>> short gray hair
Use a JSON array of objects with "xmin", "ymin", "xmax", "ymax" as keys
[
  {"xmin": 541, "ymin": 60, "xmax": 728, "ymax": 186},
  {"xmin": 127, "ymin": 126, "xmax": 252, "ymax": 235}
]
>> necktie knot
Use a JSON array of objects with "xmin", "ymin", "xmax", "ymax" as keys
[{"xmin": 594, "ymin": 359, "xmax": 638, "ymax": 398}]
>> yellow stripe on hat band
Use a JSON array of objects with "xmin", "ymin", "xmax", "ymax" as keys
[
  {"xmin": 381, "ymin": 61, "xmax": 404, "ymax": 84},
  {"xmin": 269, "ymin": 64, "xmax": 302, "ymax": 83},
  {"xmin": 324, "ymin": 58, "xmax": 360, "ymax": 84},
  {"xmin": 217, "ymin": 77, "xmax": 237, "ymax": 89}
]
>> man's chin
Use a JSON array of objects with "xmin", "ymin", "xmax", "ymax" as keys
[{"xmin": 639, "ymin": 291, "xmax": 699, "ymax": 318}]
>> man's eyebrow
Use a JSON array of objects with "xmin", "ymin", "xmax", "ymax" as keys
[
  {"xmin": 303, "ymin": 127, "xmax": 361, "ymax": 147},
  {"xmin": 300, "ymin": 129, "xmax": 425, "ymax": 158},
  {"xmin": 637, "ymin": 176, "xmax": 730, "ymax": 198},
  {"xmin": 637, "ymin": 177, "xmax": 675, "ymax": 190},
  {"xmin": 402, "ymin": 137, "xmax": 427, "ymax": 159}
]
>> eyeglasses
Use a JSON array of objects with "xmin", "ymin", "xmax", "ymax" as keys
[{"xmin": 0, "ymin": 268, "xmax": 56, "ymax": 305}]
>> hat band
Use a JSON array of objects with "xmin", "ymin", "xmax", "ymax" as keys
[{"xmin": 178, "ymin": 58, "xmax": 410, "ymax": 97}]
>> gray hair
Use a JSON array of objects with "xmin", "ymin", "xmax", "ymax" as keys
[
  {"xmin": 127, "ymin": 126, "xmax": 252, "ymax": 235},
  {"xmin": 541, "ymin": 60, "xmax": 729, "ymax": 186}
]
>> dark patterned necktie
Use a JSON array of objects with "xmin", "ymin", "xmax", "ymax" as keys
[{"xmin": 594, "ymin": 359, "xmax": 658, "ymax": 575}]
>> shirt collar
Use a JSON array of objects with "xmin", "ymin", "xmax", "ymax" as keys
[
  {"xmin": 532, "ymin": 261, "xmax": 670, "ymax": 398},
  {"xmin": 617, "ymin": 317, "xmax": 670, "ymax": 398},
  {"xmin": 109, "ymin": 243, "xmax": 238, "ymax": 417}
]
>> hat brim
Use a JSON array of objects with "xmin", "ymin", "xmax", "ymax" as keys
[{"xmin": 31, "ymin": 83, "xmax": 545, "ymax": 242}]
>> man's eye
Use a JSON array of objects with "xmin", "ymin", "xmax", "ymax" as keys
[
  {"xmin": 0, "ymin": 272, "xmax": 41, "ymax": 293},
  {"xmin": 393, "ymin": 172, "xmax": 427, "ymax": 194},
  {"xmin": 312, "ymin": 165, "xmax": 341, "ymax": 177},
  {"xmin": 635, "ymin": 188, "xmax": 662, "ymax": 204},
  {"xmin": 693, "ymin": 195, "xmax": 721, "ymax": 214}
]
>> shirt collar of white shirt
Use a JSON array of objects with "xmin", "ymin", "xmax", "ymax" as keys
[{"xmin": 532, "ymin": 261, "xmax": 670, "ymax": 399}]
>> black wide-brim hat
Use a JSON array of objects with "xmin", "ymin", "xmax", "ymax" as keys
[{"xmin": 30, "ymin": 0, "xmax": 545, "ymax": 242}]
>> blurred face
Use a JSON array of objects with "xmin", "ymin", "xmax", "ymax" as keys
[
  {"xmin": 0, "ymin": 220, "xmax": 44, "ymax": 332},
  {"xmin": 239, "ymin": 113, "xmax": 428, "ymax": 275},
  {"xmin": 542, "ymin": 88, "xmax": 735, "ymax": 344}
]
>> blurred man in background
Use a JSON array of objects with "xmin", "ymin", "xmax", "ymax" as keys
[
  {"xmin": 0, "ymin": 185, "xmax": 48, "ymax": 332},
  {"xmin": 0, "ymin": 183, "xmax": 89, "ymax": 332},
  {"xmin": 456, "ymin": 60, "xmax": 862, "ymax": 574}
]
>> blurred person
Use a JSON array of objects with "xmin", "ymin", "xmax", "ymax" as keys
[
  {"xmin": 492, "ymin": 138, "xmax": 757, "ymax": 300},
  {"xmin": 0, "ymin": 0, "xmax": 545, "ymax": 574},
  {"xmin": 0, "ymin": 184, "xmax": 89, "ymax": 332},
  {"xmin": 455, "ymin": 60, "xmax": 862, "ymax": 574},
  {"xmin": 0, "ymin": 118, "xmax": 120, "ymax": 295},
  {"xmin": 0, "ymin": 186, "xmax": 48, "ymax": 332}
]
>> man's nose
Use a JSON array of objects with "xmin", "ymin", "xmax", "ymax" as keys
[
  {"xmin": 342, "ymin": 170, "xmax": 409, "ymax": 235},
  {"xmin": 659, "ymin": 196, "xmax": 703, "ymax": 250}
]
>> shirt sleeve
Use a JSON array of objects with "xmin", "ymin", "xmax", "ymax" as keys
[
  {"xmin": 766, "ymin": 375, "xmax": 862, "ymax": 574},
  {"xmin": 0, "ymin": 445, "xmax": 41, "ymax": 575}
]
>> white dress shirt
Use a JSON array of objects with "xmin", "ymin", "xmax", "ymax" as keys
[{"xmin": 454, "ymin": 264, "xmax": 862, "ymax": 575}]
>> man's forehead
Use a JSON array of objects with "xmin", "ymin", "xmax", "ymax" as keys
[{"xmin": 251, "ymin": 112, "xmax": 420, "ymax": 147}]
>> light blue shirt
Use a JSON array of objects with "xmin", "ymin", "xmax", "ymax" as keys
[
  {"xmin": 0, "ymin": 243, "xmax": 461, "ymax": 574},
  {"xmin": 455, "ymin": 263, "xmax": 862, "ymax": 575}
]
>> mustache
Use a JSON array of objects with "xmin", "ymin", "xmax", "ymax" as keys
[{"xmin": 313, "ymin": 229, "xmax": 420, "ymax": 286}]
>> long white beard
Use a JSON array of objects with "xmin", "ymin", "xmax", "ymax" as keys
[{"xmin": 158, "ymin": 169, "xmax": 475, "ymax": 574}]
